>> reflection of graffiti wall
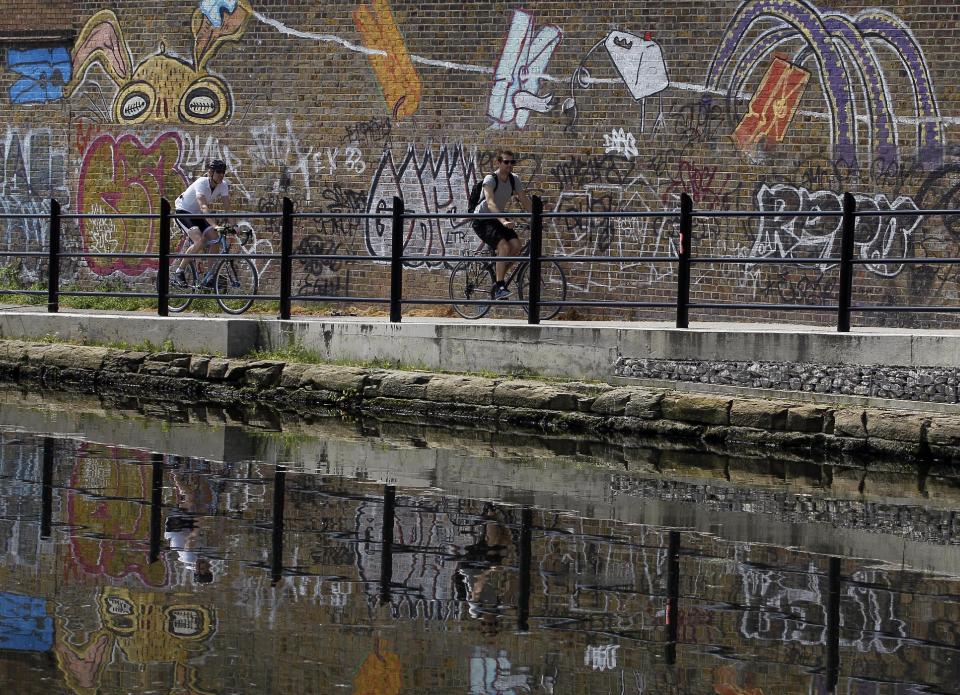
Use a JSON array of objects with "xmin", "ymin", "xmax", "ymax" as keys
[
  {"xmin": 0, "ymin": 127, "xmax": 69, "ymax": 281},
  {"xmin": 66, "ymin": 444, "xmax": 167, "ymax": 586},
  {"xmin": 0, "ymin": 0, "xmax": 959, "ymax": 323}
]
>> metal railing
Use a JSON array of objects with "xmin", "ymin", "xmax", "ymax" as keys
[{"xmin": 2, "ymin": 192, "xmax": 955, "ymax": 332}]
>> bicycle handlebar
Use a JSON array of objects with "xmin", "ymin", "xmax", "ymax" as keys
[{"xmin": 217, "ymin": 224, "xmax": 253, "ymax": 247}]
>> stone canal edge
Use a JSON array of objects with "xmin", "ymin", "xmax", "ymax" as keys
[{"xmin": 1, "ymin": 339, "xmax": 958, "ymax": 465}]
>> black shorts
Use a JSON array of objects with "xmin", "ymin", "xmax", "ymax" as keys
[
  {"xmin": 473, "ymin": 219, "xmax": 518, "ymax": 249},
  {"xmin": 175, "ymin": 209, "xmax": 211, "ymax": 235}
]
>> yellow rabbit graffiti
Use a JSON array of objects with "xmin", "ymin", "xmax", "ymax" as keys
[{"xmin": 67, "ymin": 2, "xmax": 250, "ymax": 124}]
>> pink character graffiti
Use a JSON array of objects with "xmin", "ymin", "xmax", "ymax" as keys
[{"xmin": 78, "ymin": 132, "xmax": 189, "ymax": 277}]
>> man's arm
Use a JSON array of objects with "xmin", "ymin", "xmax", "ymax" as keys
[
  {"xmin": 218, "ymin": 194, "xmax": 231, "ymax": 227},
  {"xmin": 195, "ymin": 193, "xmax": 218, "ymax": 230},
  {"xmin": 516, "ymin": 189, "xmax": 533, "ymax": 214},
  {"xmin": 484, "ymin": 183, "xmax": 513, "ymax": 228}
]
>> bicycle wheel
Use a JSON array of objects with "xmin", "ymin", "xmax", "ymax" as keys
[
  {"xmin": 167, "ymin": 259, "xmax": 197, "ymax": 313},
  {"xmin": 449, "ymin": 260, "xmax": 495, "ymax": 319},
  {"xmin": 517, "ymin": 260, "xmax": 567, "ymax": 320},
  {"xmin": 215, "ymin": 257, "xmax": 258, "ymax": 314}
]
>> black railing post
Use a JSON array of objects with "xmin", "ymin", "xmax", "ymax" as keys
[
  {"xmin": 40, "ymin": 437, "xmax": 54, "ymax": 539},
  {"xmin": 517, "ymin": 507, "xmax": 533, "ymax": 631},
  {"xmin": 389, "ymin": 197, "xmax": 404, "ymax": 323},
  {"xmin": 527, "ymin": 196, "xmax": 544, "ymax": 325},
  {"xmin": 279, "ymin": 197, "xmax": 294, "ymax": 320},
  {"xmin": 271, "ymin": 466, "xmax": 286, "ymax": 585},
  {"xmin": 158, "ymin": 198, "xmax": 171, "ymax": 317},
  {"xmin": 149, "ymin": 454, "xmax": 164, "ymax": 564},
  {"xmin": 825, "ymin": 557, "xmax": 842, "ymax": 692},
  {"xmin": 676, "ymin": 193, "xmax": 692, "ymax": 328},
  {"xmin": 665, "ymin": 530, "xmax": 681, "ymax": 664},
  {"xmin": 47, "ymin": 199, "xmax": 60, "ymax": 313},
  {"xmin": 380, "ymin": 485, "xmax": 396, "ymax": 602},
  {"xmin": 837, "ymin": 192, "xmax": 856, "ymax": 332}
]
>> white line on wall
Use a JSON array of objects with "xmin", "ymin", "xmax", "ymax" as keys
[{"xmin": 253, "ymin": 12, "xmax": 960, "ymax": 128}]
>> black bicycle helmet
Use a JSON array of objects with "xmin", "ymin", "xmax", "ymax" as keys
[{"xmin": 208, "ymin": 159, "xmax": 227, "ymax": 173}]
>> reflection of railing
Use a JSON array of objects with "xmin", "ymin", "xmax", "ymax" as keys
[
  {"xmin": 3, "ymin": 193, "xmax": 956, "ymax": 330},
  {"xmin": 31, "ymin": 436, "xmax": 917, "ymax": 693}
]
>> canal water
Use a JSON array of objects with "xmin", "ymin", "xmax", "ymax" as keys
[{"xmin": 0, "ymin": 390, "xmax": 957, "ymax": 694}]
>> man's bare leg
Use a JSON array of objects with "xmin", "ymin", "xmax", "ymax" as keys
[{"xmin": 495, "ymin": 237, "xmax": 522, "ymax": 283}]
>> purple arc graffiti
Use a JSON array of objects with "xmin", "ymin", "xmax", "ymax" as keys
[
  {"xmin": 856, "ymin": 10, "xmax": 944, "ymax": 170},
  {"xmin": 706, "ymin": 0, "xmax": 858, "ymax": 168},
  {"xmin": 821, "ymin": 16, "xmax": 897, "ymax": 167},
  {"xmin": 730, "ymin": 17, "xmax": 898, "ymax": 168},
  {"xmin": 706, "ymin": 0, "xmax": 944, "ymax": 171}
]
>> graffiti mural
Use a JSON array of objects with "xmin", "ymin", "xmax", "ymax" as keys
[
  {"xmin": 66, "ymin": 445, "xmax": 168, "ymax": 586},
  {"xmin": 295, "ymin": 232, "xmax": 351, "ymax": 297},
  {"xmin": 68, "ymin": 2, "xmax": 250, "ymax": 124},
  {"xmin": 354, "ymin": 0, "xmax": 422, "ymax": 118},
  {"xmin": 603, "ymin": 128, "xmax": 639, "ymax": 160},
  {"xmin": 7, "ymin": 46, "xmax": 72, "ymax": 104},
  {"xmin": 564, "ymin": 30, "xmax": 669, "ymax": 133},
  {"xmin": 732, "ymin": 54, "xmax": 810, "ymax": 157},
  {"xmin": 55, "ymin": 587, "xmax": 215, "ymax": 694},
  {"xmin": 199, "ymin": 0, "xmax": 238, "ymax": 27},
  {"xmin": 750, "ymin": 184, "xmax": 921, "ymax": 278},
  {"xmin": 365, "ymin": 144, "xmax": 481, "ymax": 265},
  {"xmin": 706, "ymin": 0, "xmax": 943, "ymax": 170},
  {"xmin": 0, "ymin": 127, "xmax": 69, "ymax": 281},
  {"xmin": 488, "ymin": 10, "xmax": 562, "ymax": 129},
  {"xmin": 547, "ymin": 150, "xmax": 682, "ymax": 291},
  {"xmin": 77, "ymin": 132, "xmax": 189, "ymax": 277}
]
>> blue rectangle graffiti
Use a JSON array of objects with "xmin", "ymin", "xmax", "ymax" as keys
[
  {"xmin": 7, "ymin": 46, "xmax": 72, "ymax": 104},
  {"xmin": 0, "ymin": 592, "xmax": 53, "ymax": 652}
]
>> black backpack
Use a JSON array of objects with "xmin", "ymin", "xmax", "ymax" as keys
[{"xmin": 468, "ymin": 173, "xmax": 516, "ymax": 215}]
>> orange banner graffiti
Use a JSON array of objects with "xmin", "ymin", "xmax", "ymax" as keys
[
  {"xmin": 733, "ymin": 54, "xmax": 809, "ymax": 153},
  {"xmin": 354, "ymin": 0, "xmax": 422, "ymax": 118}
]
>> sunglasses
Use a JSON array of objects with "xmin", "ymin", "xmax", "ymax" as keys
[{"xmin": 500, "ymin": 160, "xmax": 516, "ymax": 165}]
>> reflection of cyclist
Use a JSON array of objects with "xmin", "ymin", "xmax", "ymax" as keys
[
  {"xmin": 472, "ymin": 150, "xmax": 533, "ymax": 300},
  {"xmin": 173, "ymin": 159, "xmax": 231, "ymax": 286},
  {"xmin": 164, "ymin": 464, "xmax": 217, "ymax": 584},
  {"xmin": 454, "ymin": 507, "xmax": 513, "ymax": 620}
]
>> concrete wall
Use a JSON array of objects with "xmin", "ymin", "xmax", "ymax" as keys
[
  {"xmin": 4, "ymin": 310, "xmax": 960, "ymax": 399},
  {"xmin": 2, "ymin": 1, "xmax": 960, "ymax": 326}
]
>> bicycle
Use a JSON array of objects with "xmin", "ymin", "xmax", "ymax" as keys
[
  {"xmin": 167, "ymin": 224, "xmax": 259, "ymax": 315},
  {"xmin": 448, "ymin": 234, "xmax": 567, "ymax": 320}
]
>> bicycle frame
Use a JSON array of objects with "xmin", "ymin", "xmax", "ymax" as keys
[{"xmin": 168, "ymin": 225, "xmax": 259, "ymax": 314}]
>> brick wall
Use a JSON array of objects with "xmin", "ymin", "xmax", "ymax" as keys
[{"xmin": 2, "ymin": 0, "xmax": 959, "ymax": 326}]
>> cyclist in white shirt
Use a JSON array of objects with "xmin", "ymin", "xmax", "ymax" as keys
[{"xmin": 173, "ymin": 159, "xmax": 231, "ymax": 285}]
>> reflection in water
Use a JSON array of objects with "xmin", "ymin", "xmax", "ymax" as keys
[{"xmin": 0, "ymin": 426, "xmax": 958, "ymax": 694}]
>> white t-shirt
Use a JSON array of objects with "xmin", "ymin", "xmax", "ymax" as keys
[
  {"xmin": 175, "ymin": 176, "xmax": 229, "ymax": 214},
  {"xmin": 475, "ymin": 173, "xmax": 522, "ymax": 214},
  {"xmin": 164, "ymin": 528, "xmax": 198, "ymax": 570}
]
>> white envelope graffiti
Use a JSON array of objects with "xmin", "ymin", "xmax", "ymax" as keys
[{"xmin": 604, "ymin": 31, "xmax": 669, "ymax": 101}]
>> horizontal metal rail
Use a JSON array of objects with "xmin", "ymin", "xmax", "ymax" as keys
[
  {"xmin": 291, "ymin": 295, "xmax": 387, "ymax": 303},
  {"xmin": 853, "ymin": 305, "xmax": 960, "ymax": 313}
]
